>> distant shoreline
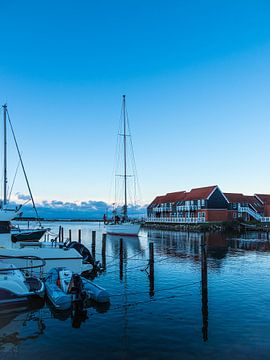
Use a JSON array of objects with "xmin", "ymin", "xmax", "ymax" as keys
[{"xmin": 15, "ymin": 217, "xmax": 104, "ymax": 222}]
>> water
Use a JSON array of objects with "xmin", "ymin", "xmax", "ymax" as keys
[{"xmin": 1, "ymin": 223, "xmax": 270, "ymax": 359}]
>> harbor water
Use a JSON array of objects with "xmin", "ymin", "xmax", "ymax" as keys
[{"xmin": 1, "ymin": 222, "xmax": 270, "ymax": 359}]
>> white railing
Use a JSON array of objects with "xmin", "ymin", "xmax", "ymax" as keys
[
  {"xmin": 146, "ymin": 217, "xmax": 206, "ymax": 224},
  {"xmin": 238, "ymin": 206, "xmax": 262, "ymax": 221},
  {"xmin": 260, "ymin": 217, "xmax": 270, "ymax": 222}
]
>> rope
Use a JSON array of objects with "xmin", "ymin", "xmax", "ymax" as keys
[
  {"xmin": 109, "ymin": 280, "xmax": 200, "ymax": 297},
  {"xmin": 6, "ymin": 109, "xmax": 41, "ymax": 227}
]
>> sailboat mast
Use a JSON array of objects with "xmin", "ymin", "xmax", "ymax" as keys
[
  {"xmin": 3, "ymin": 104, "xmax": 7, "ymax": 206},
  {"xmin": 123, "ymin": 95, "xmax": 127, "ymax": 219}
]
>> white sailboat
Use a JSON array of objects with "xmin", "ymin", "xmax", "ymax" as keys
[
  {"xmin": 105, "ymin": 95, "xmax": 141, "ymax": 236},
  {"xmin": 0, "ymin": 105, "xmax": 92, "ymax": 275},
  {"xmin": 0, "ymin": 104, "xmax": 47, "ymax": 242}
]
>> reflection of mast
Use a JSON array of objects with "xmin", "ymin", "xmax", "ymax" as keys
[
  {"xmin": 201, "ymin": 233, "xmax": 208, "ymax": 342},
  {"xmin": 123, "ymin": 95, "xmax": 127, "ymax": 220}
]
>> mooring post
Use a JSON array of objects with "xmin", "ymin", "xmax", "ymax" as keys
[
  {"xmin": 149, "ymin": 241, "xmax": 155, "ymax": 297},
  {"xmin": 92, "ymin": 231, "xmax": 96, "ymax": 260},
  {"xmin": 61, "ymin": 227, "xmax": 64, "ymax": 242},
  {"xmin": 78, "ymin": 229, "xmax": 81, "ymax": 244},
  {"xmin": 102, "ymin": 233, "xmax": 107, "ymax": 269},
  {"xmin": 119, "ymin": 238, "xmax": 123, "ymax": 281},
  {"xmin": 69, "ymin": 229, "xmax": 72, "ymax": 242},
  {"xmin": 201, "ymin": 232, "xmax": 208, "ymax": 342},
  {"xmin": 58, "ymin": 226, "xmax": 62, "ymax": 242}
]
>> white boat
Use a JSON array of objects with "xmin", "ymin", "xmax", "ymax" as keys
[
  {"xmin": 106, "ymin": 223, "xmax": 141, "ymax": 236},
  {"xmin": 45, "ymin": 267, "xmax": 110, "ymax": 310},
  {"xmin": 105, "ymin": 95, "xmax": 141, "ymax": 236},
  {"xmin": 0, "ymin": 259, "xmax": 45, "ymax": 306},
  {"xmin": 0, "ymin": 235, "xmax": 93, "ymax": 276}
]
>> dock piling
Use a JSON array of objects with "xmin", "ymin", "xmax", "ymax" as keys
[
  {"xmin": 78, "ymin": 229, "xmax": 81, "ymax": 244},
  {"xmin": 102, "ymin": 233, "xmax": 106, "ymax": 269},
  {"xmin": 92, "ymin": 231, "xmax": 96, "ymax": 260},
  {"xmin": 69, "ymin": 229, "xmax": 72, "ymax": 242}
]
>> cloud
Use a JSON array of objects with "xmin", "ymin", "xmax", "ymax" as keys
[
  {"xmin": 15, "ymin": 192, "xmax": 31, "ymax": 201},
  {"xmin": 12, "ymin": 194, "xmax": 147, "ymax": 219}
]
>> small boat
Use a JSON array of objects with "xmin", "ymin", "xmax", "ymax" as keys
[
  {"xmin": 105, "ymin": 96, "xmax": 141, "ymax": 236},
  {"xmin": 0, "ymin": 259, "xmax": 45, "ymax": 306},
  {"xmin": 45, "ymin": 267, "xmax": 110, "ymax": 311}
]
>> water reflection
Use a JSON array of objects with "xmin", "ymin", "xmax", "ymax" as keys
[{"xmin": 0, "ymin": 299, "xmax": 45, "ymax": 352}]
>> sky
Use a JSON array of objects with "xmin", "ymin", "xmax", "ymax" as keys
[{"xmin": 1, "ymin": 0, "xmax": 270, "ymax": 210}]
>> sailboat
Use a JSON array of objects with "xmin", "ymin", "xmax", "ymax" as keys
[
  {"xmin": 105, "ymin": 95, "xmax": 141, "ymax": 236},
  {"xmin": 1, "ymin": 104, "xmax": 47, "ymax": 242}
]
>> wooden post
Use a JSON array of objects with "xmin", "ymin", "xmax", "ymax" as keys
[
  {"xmin": 201, "ymin": 233, "xmax": 208, "ymax": 342},
  {"xmin": 69, "ymin": 229, "xmax": 72, "ymax": 242},
  {"xmin": 149, "ymin": 242, "xmax": 154, "ymax": 297},
  {"xmin": 92, "ymin": 231, "xmax": 96, "ymax": 260},
  {"xmin": 61, "ymin": 227, "xmax": 64, "ymax": 242},
  {"xmin": 58, "ymin": 226, "xmax": 62, "ymax": 242},
  {"xmin": 119, "ymin": 238, "xmax": 123, "ymax": 281},
  {"xmin": 102, "ymin": 233, "xmax": 106, "ymax": 269},
  {"xmin": 78, "ymin": 229, "xmax": 81, "ymax": 244}
]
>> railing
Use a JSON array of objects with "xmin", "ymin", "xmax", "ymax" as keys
[
  {"xmin": 146, "ymin": 217, "xmax": 206, "ymax": 224},
  {"xmin": 238, "ymin": 206, "xmax": 262, "ymax": 221},
  {"xmin": 260, "ymin": 217, "xmax": 270, "ymax": 222}
]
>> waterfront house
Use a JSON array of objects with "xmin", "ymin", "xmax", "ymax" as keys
[{"xmin": 147, "ymin": 186, "xmax": 270, "ymax": 224}]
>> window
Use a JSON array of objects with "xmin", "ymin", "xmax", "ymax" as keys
[
  {"xmin": 201, "ymin": 212, "xmax": 205, "ymax": 217},
  {"xmin": 201, "ymin": 200, "xmax": 205, "ymax": 206}
]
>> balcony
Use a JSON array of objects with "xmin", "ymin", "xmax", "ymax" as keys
[{"xmin": 146, "ymin": 217, "xmax": 206, "ymax": 224}]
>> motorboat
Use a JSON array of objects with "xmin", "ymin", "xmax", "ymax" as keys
[
  {"xmin": 0, "ymin": 257, "xmax": 45, "ymax": 306},
  {"xmin": 45, "ymin": 267, "xmax": 110, "ymax": 311}
]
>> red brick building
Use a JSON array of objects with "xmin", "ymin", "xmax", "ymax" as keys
[{"xmin": 147, "ymin": 185, "xmax": 270, "ymax": 223}]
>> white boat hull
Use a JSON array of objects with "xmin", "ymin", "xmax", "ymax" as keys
[{"xmin": 105, "ymin": 223, "xmax": 141, "ymax": 236}]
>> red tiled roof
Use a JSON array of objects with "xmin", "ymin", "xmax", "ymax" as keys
[
  {"xmin": 163, "ymin": 191, "xmax": 186, "ymax": 203},
  {"xmin": 149, "ymin": 195, "xmax": 166, "ymax": 206},
  {"xmin": 183, "ymin": 185, "xmax": 217, "ymax": 201},
  {"xmin": 223, "ymin": 193, "xmax": 244, "ymax": 203},
  {"xmin": 225, "ymin": 193, "xmax": 263, "ymax": 212},
  {"xmin": 255, "ymin": 194, "xmax": 270, "ymax": 205}
]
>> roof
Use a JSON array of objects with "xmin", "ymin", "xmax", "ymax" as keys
[
  {"xmin": 183, "ymin": 185, "xmax": 217, "ymax": 201},
  {"xmin": 224, "ymin": 192, "xmax": 263, "ymax": 212},
  {"xmin": 255, "ymin": 194, "xmax": 270, "ymax": 205}
]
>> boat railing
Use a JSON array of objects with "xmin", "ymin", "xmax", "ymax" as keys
[{"xmin": 0, "ymin": 255, "xmax": 46, "ymax": 277}]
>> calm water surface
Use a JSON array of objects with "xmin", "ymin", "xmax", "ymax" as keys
[{"xmin": 1, "ymin": 222, "xmax": 270, "ymax": 359}]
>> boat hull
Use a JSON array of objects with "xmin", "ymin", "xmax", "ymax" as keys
[
  {"xmin": 11, "ymin": 229, "xmax": 47, "ymax": 243},
  {"xmin": 105, "ymin": 223, "xmax": 141, "ymax": 236}
]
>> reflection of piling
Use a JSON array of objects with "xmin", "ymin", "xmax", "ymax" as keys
[
  {"xmin": 149, "ymin": 242, "xmax": 155, "ymax": 297},
  {"xmin": 102, "ymin": 233, "xmax": 106, "ymax": 269},
  {"xmin": 201, "ymin": 233, "xmax": 208, "ymax": 342},
  {"xmin": 78, "ymin": 229, "xmax": 81, "ymax": 244},
  {"xmin": 92, "ymin": 231, "xmax": 96, "ymax": 260},
  {"xmin": 119, "ymin": 238, "xmax": 123, "ymax": 281},
  {"xmin": 69, "ymin": 229, "xmax": 72, "ymax": 242}
]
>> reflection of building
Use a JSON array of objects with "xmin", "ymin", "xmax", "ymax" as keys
[{"xmin": 147, "ymin": 185, "xmax": 270, "ymax": 223}]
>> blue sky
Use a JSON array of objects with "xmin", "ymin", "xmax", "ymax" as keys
[{"xmin": 1, "ymin": 0, "xmax": 270, "ymax": 207}]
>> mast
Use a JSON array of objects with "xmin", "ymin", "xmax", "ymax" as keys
[
  {"xmin": 123, "ymin": 95, "xmax": 127, "ymax": 220},
  {"xmin": 3, "ymin": 104, "xmax": 7, "ymax": 206}
]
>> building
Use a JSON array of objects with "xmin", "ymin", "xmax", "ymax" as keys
[{"xmin": 147, "ymin": 185, "xmax": 270, "ymax": 223}]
